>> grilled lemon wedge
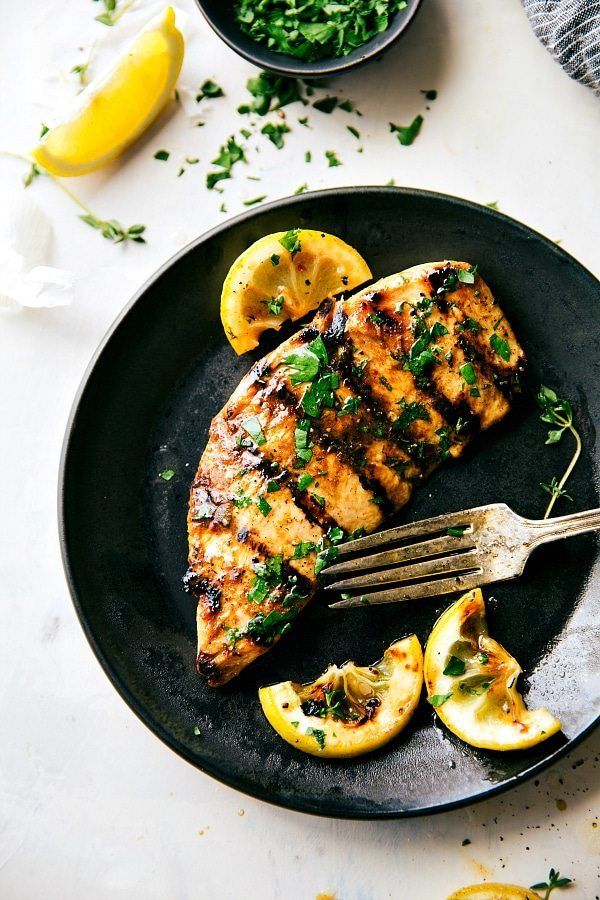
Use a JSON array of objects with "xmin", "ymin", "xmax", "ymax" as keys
[
  {"xmin": 31, "ymin": 7, "xmax": 183, "ymax": 177},
  {"xmin": 448, "ymin": 884, "xmax": 542, "ymax": 900},
  {"xmin": 424, "ymin": 589, "xmax": 560, "ymax": 751},
  {"xmin": 259, "ymin": 635, "xmax": 423, "ymax": 758},
  {"xmin": 220, "ymin": 229, "xmax": 372, "ymax": 355}
]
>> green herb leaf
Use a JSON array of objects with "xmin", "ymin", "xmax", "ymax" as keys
[
  {"xmin": 390, "ymin": 115, "xmax": 423, "ymax": 146},
  {"xmin": 242, "ymin": 415, "xmax": 266, "ymax": 445},
  {"xmin": 154, "ymin": 149, "xmax": 170, "ymax": 161},
  {"xmin": 261, "ymin": 121, "xmax": 290, "ymax": 148},
  {"xmin": 243, "ymin": 195, "xmax": 267, "ymax": 206},
  {"xmin": 297, "ymin": 473, "xmax": 314, "ymax": 491},
  {"xmin": 489, "ymin": 332, "xmax": 511, "ymax": 361},
  {"xmin": 305, "ymin": 726, "xmax": 326, "ymax": 749},
  {"xmin": 315, "ymin": 542, "xmax": 338, "ymax": 576},
  {"xmin": 457, "ymin": 266, "xmax": 477, "ymax": 284},
  {"xmin": 279, "ymin": 227, "xmax": 302, "ymax": 257},
  {"xmin": 447, "ymin": 525, "xmax": 468, "ymax": 537},
  {"xmin": 263, "ymin": 295, "xmax": 284, "ymax": 315},
  {"xmin": 196, "ymin": 79, "xmax": 224, "ymax": 101},
  {"xmin": 238, "ymin": 71, "xmax": 304, "ymax": 116},
  {"xmin": 284, "ymin": 347, "xmax": 321, "ymax": 384},
  {"xmin": 393, "ymin": 399, "xmax": 430, "ymax": 432},
  {"xmin": 429, "ymin": 692, "xmax": 453, "ymax": 707},
  {"xmin": 337, "ymin": 396, "xmax": 361, "ymax": 416},
  {"xmin": 325, "ymin": 149, "xmax": 342, "ymax": 167},
  {"xmin": 457, "ymin": 316, "xmax": 482, "ymax": 333},
  {"xmin": 256, "ymin": 497, "xmax": 272, "ymax": 516},
  {"xmin": 292, "ymin": 541, "xmax": 316, "ymax": 559},
  {"xmin": 459, "ymin": 363, "xmax": 477, "ymax": 385},
  {"xmin": 443, "ymin": 655, "xmax": 466, "ymax": 676},
  {"xmin": 159, "ymin": 469, "xmax": 175, "ymax": 481}
]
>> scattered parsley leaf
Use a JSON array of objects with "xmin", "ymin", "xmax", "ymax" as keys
[
  {"xmin": 313, "ymin": 96, "xmax": 338, "ymax": 114},
  {"xmin": 154, "ymin": 149, "xmax": 170, "ymax": 161},
  {"xmin": 390, "ymin": 115, "xmax": 423, "ymax": 146},
  {"xmin": 242, "ymin": 415, "xmax": 266, "ymax": 445},
  {"xmin": 261, "ymin": 121, "xmax": 290, "ymax": 148},
  {"xmin": 256, "ymin": 497, "xmax": 272, "ymax": 516},
  {"xmin": 297, "ymin": 473, "xmax": 315, "ymax": 491},
  {"xmin": 279, "ymin": 227, "xmax": 302, "ymax": 257},
  {"xmin": 443, "ymin": 655, "xmax": 466, "ymax": 676},
  {"xmin": 196, "ymin": 79, "xmax": 224, "ymax": 102},
  {"xmin": 459, "ymin": 363, "xmax": 477, "ymax": 385},
  {"xmin": 159, "ymin": 468, "xmax": 175, "ymax": 481},
  {"xmin": 429, "ymin": 692, "xmax": 453, "ymax": 707},
  {"xmin": 325, "ymin": 149, "xmax": 342, "ymax": 167},
  {"xmin": 489, "ymin": 332, "xmax": 511, "ymax": 361},
  {"xmin": 238, "ymin": 71, "xmax": 304, "ymax": 116}
]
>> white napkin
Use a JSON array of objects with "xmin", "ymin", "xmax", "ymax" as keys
[{"xmin": 0, "ymin": 190, "xmax": 75, "ymax": 311}]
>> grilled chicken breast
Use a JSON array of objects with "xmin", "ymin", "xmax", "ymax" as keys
[{"xmin": 187, "ymin": 261, "xmax": 525, "ymax": 686}]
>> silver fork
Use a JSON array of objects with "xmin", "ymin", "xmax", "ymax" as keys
[{"xmin": 324, "ymin": 503, "xmax": 600, "ymax": 608}]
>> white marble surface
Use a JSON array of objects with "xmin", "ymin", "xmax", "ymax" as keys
[{"xmin": 1, "ymin": 0, "xmax": 599, "ymax": 897}]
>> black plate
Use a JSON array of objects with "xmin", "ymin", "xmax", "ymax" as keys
[{"xmin": 60, "ymin": 187, "xmax": 600, "ymax": 818}]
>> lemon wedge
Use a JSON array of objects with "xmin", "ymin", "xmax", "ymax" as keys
[
  {"xmin": 220, "ymin": 229, "xmax": 372, "ymax": 355},
  {"xmin": 31, "ymin": 7, "xmax": 183, "ymax": 177},
  {"xmin": 447, "ymin": 884, "xmax": 542, "ymax": 900},
  {"xmin": 424, "ymin": 589, "xmax": 561, "ymax": 751},
  {"xmin": 259, "ymin": 635, "xmax": 423, "ymax": 758}
]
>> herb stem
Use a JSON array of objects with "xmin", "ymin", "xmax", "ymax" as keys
[
  {"xmin": 544, "ymin": 419, "xmax": 581, "ymax": 519},
  {"xmin": 112, "ymin": 0, "xmax": 136, "ymax": 23},
  {"xmin": 2, "ymin": 152, "xmax": 146, "ymax": 244}
]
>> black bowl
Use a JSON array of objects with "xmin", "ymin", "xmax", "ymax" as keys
[{"xmin": 194, "ymin": 0, "xmax": 423, "ymax": 78}]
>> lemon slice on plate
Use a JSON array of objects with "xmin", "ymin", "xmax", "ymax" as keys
[
  {"xmin": 31, "ymin": 7, "xmax": 183, "ymax": 177},
  {"xmin": 220, "ymin": 228, "xmax": 372, "ymax": 355},
  {"xmin": 259, "ymin": 635, "xmax": 422, "ymax": 758},
  {"xmin": 447, "ymin": 884, "xmax": 542, "ymax": 900},
  {"xmin": 424, "ymin": 589, "xmax": 560, "ymax": 751}
]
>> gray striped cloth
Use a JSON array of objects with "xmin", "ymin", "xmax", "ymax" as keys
[{"xmin": 522, "ymin": 0, "xmax": 600, "ymax": 94}]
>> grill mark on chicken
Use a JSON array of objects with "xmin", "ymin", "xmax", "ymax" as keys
[
  {"xmin": 188, "ymin": 260, "xmax": 526, "ymax": 685},
  {"xmin": 269, "ymin": 380, "xmax": 397, "ymax": 515},
  {"xmin": 223, "ymin": 383, "xmax": 381, "ymax": 532}
]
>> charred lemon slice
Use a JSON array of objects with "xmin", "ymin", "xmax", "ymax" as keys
[
  {"xmin": 425, "ymin": 589, "xmax": 560, "ymax": 751},
  {"xmin": 221, "ymin": 228, "xmax": 372, "ymax": 355},
  {"xmin": 259, "ymin": 635, "xmax": 423, "ymax": 758},
  {"xmin": 31, "ymin": 8, "xmax": 183, "ymax": 177},
  {"xmin": 447, "ymin": 884, "xmax": 542, "ymax": 900}
]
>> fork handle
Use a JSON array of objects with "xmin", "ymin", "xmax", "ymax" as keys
[{"xmin": 526, "ymin": 507, "xmax": 600, "ymax": 547}]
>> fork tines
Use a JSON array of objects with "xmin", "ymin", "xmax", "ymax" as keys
[{"xmin": 324, "ymin": 506, "xmax": 494, "ymax": 609}]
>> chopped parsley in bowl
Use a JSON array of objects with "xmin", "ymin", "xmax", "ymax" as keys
[
  {"xmin": 195, "ymin": 0, "xmax": 422, "ymax": 77},
  {"xmin": 235, "ymin": 0, "xmax": 409, "ymax": 62}
]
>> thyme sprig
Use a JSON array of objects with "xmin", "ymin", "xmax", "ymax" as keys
[
  {"xmin": 537, "ymin": 385, "xmax": 581, "ymax": 518},
  {"xmin": 530, "ymin": 867, "xmax": 573, "ymax": 899},
  {"xmin": 4, "ymin": 152, "xmax": 146, "ymax": 246},
  {"xmin": 92, "ymin": 0, "xmax": 136, "ymax": 27}
]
